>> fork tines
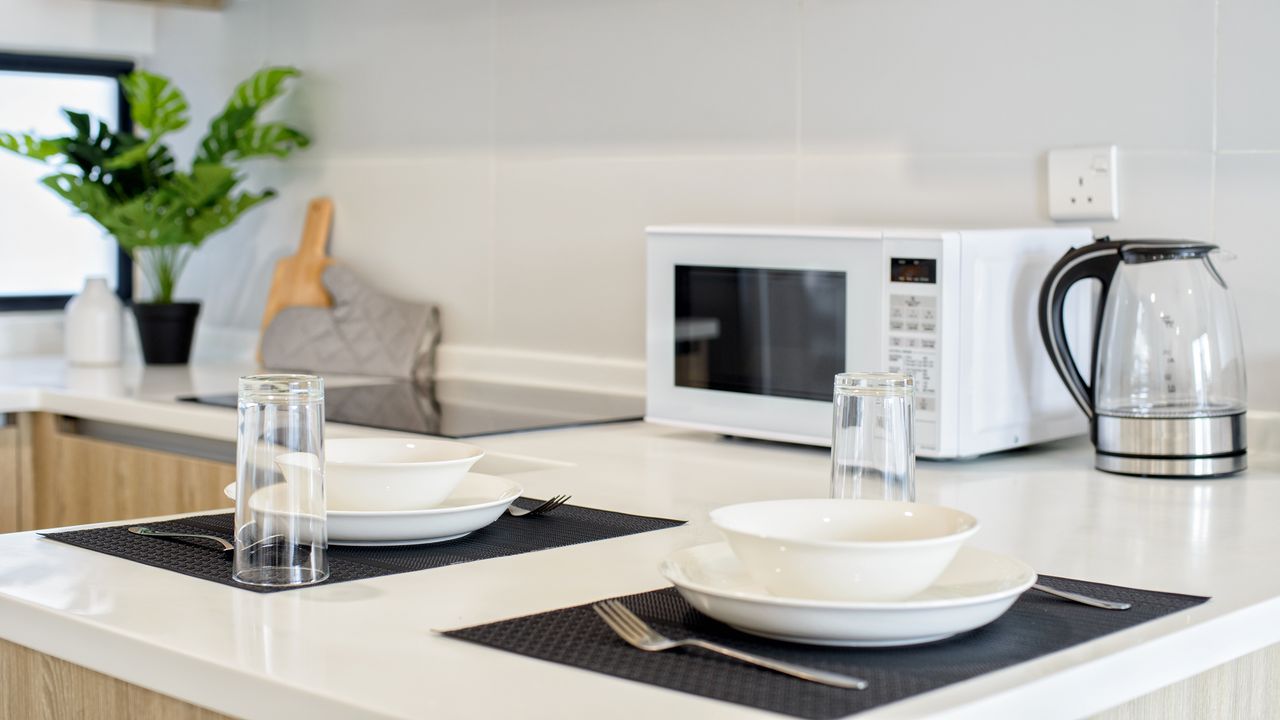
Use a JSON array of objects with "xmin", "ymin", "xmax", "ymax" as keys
[
  {"xmin": 528, "ymin": 494, "xmax": 571, "ymax": 517},
  {"xmin": 592, "ymin": 600, "xmax": 651, "ymax": 647}
]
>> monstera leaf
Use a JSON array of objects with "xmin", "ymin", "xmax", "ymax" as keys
[
  {"xmin": 107, "ymin": 72, "xmax": 190, "ymax": 171},
  {"xmin": 104, "ymin": 191, "xmax": 190, "ymax": 249},
  {"xmin": 188, "ymin": 189, "xmax": 276, "ymax": 244},
  {"xmin": 122, "ymin": 71, "xmax": 189, "ymax": 136},
  {"xmin": 40, "ymin": 173, "xmax": 113, "ymax": 223},
  {"xmin": 233, "ymin": 122, "xmax": 309, "ymax": 159},
  {"xmin": 0, "ymin": 132, "xmax": 66, "ymax": 160},
  {"xmin": 167, "ymin": 163, "xmax": 239, "ymax": 209},
  {"xmin": 197, "ymin": 67, "xmax": 308, "ymax": 163}
]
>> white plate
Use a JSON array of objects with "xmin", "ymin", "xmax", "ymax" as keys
[
  {"xmin": 660, "ymin": 543, "xmax": 1036, "ymax": 647},
  {"xmin": 223, "ymin": 473, "xmax": 522, "ymax": 546}
]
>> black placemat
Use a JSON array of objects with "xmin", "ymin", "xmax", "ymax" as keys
[
  {"xmin": 39, "ymin": 499, "xmax": 684, "ymax": 594},
  {"xmin": 445, "ymin": 582, "xmax": 1209, "ymax": 719}
]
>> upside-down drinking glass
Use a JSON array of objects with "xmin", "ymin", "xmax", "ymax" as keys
[
  {"xmin": 233, "ymin": 374, "xmax": 328, "ymax": 587},
  {"xmin": 830, "ymin": 372, "xmax": 915, "ymax": 502}
]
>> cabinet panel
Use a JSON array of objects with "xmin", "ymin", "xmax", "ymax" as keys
[
  {"xmin": 0, "ymin": 423, "xmax": 18, "ymax": 533},
  {"xmin": 1095, "ymin": 642, "xmax": 1280, "ymax": 718},
  {"xmin": 1, "ymin": 638, "xmax": 232, "ymax": 720},
  {"xmin": 31, "ymin": 414, "xmax": 234, "ymax": 529}
]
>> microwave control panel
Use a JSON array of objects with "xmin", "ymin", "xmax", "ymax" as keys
[{"xmin": 885, "ymin": 255, "xmax": 940, "ymax": 452}]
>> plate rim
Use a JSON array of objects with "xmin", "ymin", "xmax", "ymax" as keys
[
  {"xmin": 223, "ymin": 472, "xmax": 523, "ymax": 518},
  {"xmin": 722, "ymin": 622, "xmax": 959, "ymax": 647},
  {"xmin": 661, "ymin": 542, "xmax": 1037, "ymax": 611}
]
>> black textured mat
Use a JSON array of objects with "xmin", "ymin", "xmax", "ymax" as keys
[
  {"xmin": 40, "ymin": 500, "xmax": 683, "ymax": 594},
  {"xmin": 446, "ymin": 582, "xmax": 1209, "ymax": 719}
]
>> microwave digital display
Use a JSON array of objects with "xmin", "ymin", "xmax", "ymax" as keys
[
  {"xmin": 674, "ymin": 265, "xmax": 845, "ymax": 402},
  {"xmin": 891, "ymin": 257, "xmax": 937, "ymax": 284}
]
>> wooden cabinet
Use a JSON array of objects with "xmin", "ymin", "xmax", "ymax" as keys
[
  {"xmin": 0, "ymin": 417, "xmax": 32, "ymax": 534},
  {"xmin": 0, "ymin": 413, "xmax": 234, "ymax": 533},
  {"xmin": 1, "ymin": 638, "xmax": 231, "ymax": 720}
]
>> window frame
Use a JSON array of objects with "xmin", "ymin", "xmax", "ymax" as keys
[{"xmin": 0, "ymin": 51, "xmax": 135, "ymax": 311}]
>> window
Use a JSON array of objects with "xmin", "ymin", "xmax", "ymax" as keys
[{"xmin": 0, "ymin": 52, "xmax": 133, "ymax": 310}]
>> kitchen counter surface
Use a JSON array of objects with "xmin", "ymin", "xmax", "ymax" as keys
[{"xmin": 1, "ymin": 357, "xmax": 1279, "ymax": 719}]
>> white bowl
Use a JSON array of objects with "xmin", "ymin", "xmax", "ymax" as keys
[
  {"xmin": 323, "ymin": 437, "xmax": 484, "ymax": 511},
  {"xmin": 709, "ymin": 499, "xmax": 979, "ymax": 602},
  {"xmin": 661, "ymin": 543, "xmax": 1035, "ymax": 646},
  {"xmin": 230, "ymin": 472, "xmax": 522, "ymax": 546}
]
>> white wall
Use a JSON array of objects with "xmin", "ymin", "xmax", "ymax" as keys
[
  {"xmin": 0, "ymin": 0, "xmax": 154, "ymax": 58},
  {"xmin": 9, "ymin": 0, "xmax": 1278, "ymax": 409}
]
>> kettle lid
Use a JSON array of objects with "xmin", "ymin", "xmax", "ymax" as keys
[{"xmin": 1100, "ymin": 237, "xmax": 1219, "ymax": 264}]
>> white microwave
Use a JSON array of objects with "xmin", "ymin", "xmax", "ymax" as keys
[{"xmin": 645, "ymin": 225, "xmax": 1093, "ymax": 458}]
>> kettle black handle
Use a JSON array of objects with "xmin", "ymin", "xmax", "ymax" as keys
[{"xmin": 1037, "ymin": 240, "xmax": 1124, "ymax": 420}]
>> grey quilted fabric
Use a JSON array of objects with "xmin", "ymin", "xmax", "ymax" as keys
[{"xmin": 261, "ymin": 265, "xmax": 440, "ymax": 383}]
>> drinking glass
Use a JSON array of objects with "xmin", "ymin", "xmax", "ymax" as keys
[
  {"xmin": 233, "ymin": 374, "xmax": 328, "ymax": 587},
  {"xmin": 830, "ymin": 372, "xmax": 915, "ymax": 501}
]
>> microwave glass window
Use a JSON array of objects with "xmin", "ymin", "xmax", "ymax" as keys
[
  {"xmin": 674, "ymin": 265, "xmax": 846, "ymax": 401},
  {"xmin": 891, "ymin": 258, "xmax": 937, "ymax": 284}
]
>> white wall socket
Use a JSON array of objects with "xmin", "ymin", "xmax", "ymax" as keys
[{"xmin": 1048, "ymin": 145, "xmax": 1118, "ymax": 221}]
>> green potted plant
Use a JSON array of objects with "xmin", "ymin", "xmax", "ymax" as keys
[{"xmin": 0, "ymin": 67, "xmax": 309, "ymax": 364}]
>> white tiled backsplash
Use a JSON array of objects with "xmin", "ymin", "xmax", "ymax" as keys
[{"xmin": 5, "ymin": 0, "xmax": 1278, "ymax": 410}]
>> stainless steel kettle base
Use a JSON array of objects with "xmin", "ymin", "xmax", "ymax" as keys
[{"xmin": 1095, "ymin": 452, "xmax": 1247, "ymax": 478}]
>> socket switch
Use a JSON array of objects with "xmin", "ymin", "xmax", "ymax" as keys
[{"xmin": 1048, "ymin": 145, "xmax": 1118, "ymax": 221}]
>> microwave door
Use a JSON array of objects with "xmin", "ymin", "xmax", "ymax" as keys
[{"xmin": 674, "ymin": 265, "xmax": 845, "ymax": 403}]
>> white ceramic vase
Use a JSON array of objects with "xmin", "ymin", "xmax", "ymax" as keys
[{"xmin": 64, "ymin": 277, "xmax": 123, "ymax": 366}]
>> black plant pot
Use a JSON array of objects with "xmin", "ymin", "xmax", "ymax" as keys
[{"xmin": 132, "ymin": 302, "xmax": 200, "ymax": 365}]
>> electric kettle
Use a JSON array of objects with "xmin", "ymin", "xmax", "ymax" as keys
[{"xmin": 1039, "ymin": 238, "xmax": 1247, "ymax": 477}]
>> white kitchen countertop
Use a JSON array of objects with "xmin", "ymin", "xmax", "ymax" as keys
[{"xmin": 1, "ymin": 357, "xmax": 1279, "ymax": 719}]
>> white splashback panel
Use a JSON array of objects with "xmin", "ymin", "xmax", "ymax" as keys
[{"xmin": 33, "ymin": 0, "xmax": 1265, "ymax": 410}]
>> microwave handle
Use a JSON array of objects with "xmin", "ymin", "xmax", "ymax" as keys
[{"xmin": 1037, "ymin": 239, "xmax": 1123, "ymax": 420}]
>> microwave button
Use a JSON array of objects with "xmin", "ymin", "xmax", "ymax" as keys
[
  {"xmin": 906, "ymin": 308, "xmax": 920, "ymax": 319},
  {"xmin": 890, "ymin": 320, "xmax": 904, "ymax": 330},
  {"xmin": 921, "ymin": 338, "xmax": 937, "ymax": 349},
  {"xmin": 922, "ymin": 322, "xmax": 936, "ymax": 333},
  {"xmin": 918, "ymin": 397, "xmax": 935, "ymax": 412},
  {"xmin": 891, "ymin": 307, "xmax": 903, "ymax": 319},
  {"xmin": 905, "ymin": 337, "xmax": 919, "ymax": 348},
  {"xmin": 905, "ymin": 322, "xmax": 920, "ymax": 331},
  {"xmin": 889, "ymin": 336, "xmax": 903, "ymax": 347},
  {"xmin": 923, "ymin": 308, "xmax": 936, "ymax": 320}
]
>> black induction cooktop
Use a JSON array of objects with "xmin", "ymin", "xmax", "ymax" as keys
[{"xmin": 183, "ymin": 378, "xmax": 644, "ymax": 438}]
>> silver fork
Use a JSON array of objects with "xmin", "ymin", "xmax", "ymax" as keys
[
  {"xmin": 1032, "ymin": 583, "xmax": 1132, "ymax": 610},
  {"xmin": 506, "ymin": 495, "xmax": 571, "ymax": 518},
  {"xmin": 127, "ymin": 526, "xmax": 287, "ymax": 557},
  {"xmin": 592, "ymin": 600, "xmax": 868, "ymax": 690},
  {"xmin": 128, "ymin": 526, "xmax": 234, "ymax": 553}
]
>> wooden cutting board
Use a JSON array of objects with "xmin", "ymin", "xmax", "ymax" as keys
[{"xmin": 259, "ymin": 197, "xmax": 334, "ymax": 354}]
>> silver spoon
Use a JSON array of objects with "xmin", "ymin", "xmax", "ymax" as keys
[{"xmin": 1033, "ymin": 582, "xmax": 1132, "ymax": 610}]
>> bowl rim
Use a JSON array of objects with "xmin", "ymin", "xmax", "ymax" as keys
[
  {"xmin": 660, "ymin": 542, "xmax": 1036, "ymax": 610},
  {"xmin": 709, "ymin": 498, "xmax": 980, "ymax": 549},
  {"xmin": 325, "ymin": 437, "xmax": 485, "ymax": 467},
  {"xmin": 225, "ymin": 472, "xmax": 522, "ymax": 516}
]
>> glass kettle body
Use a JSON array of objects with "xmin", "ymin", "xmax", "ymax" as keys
[{"xmin": 1039, "ymin": 238, "xmax": 1247, "ymax": 477}]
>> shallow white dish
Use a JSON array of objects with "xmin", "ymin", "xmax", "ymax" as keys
[
  {"xmin": 224, "ymin": 472, "xmax": 522, "ymax": 546},
  {"xmin": 324, "ymin": 437, "xmax": 485, "ymax": 511},
  {"xmin": 660, "ymin": 542, "xmax": 1036, "ymax": 647},
  {"xmin": 710, "ymin": 498, "xmax": 980, "ymax": 602}
]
